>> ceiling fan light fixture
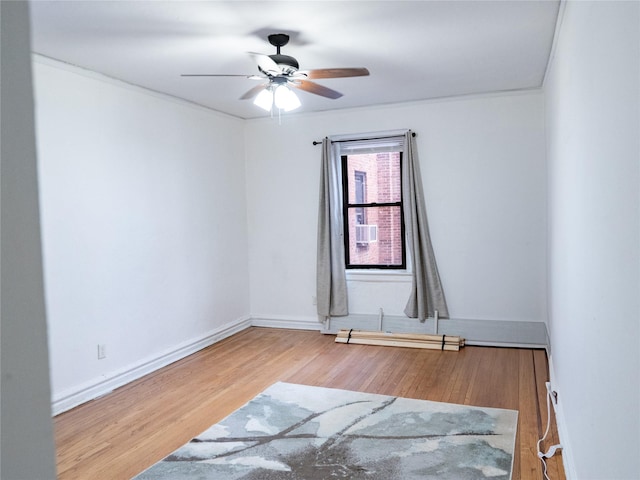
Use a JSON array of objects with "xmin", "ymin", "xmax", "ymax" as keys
[
  {"xmin": 274, "ymin": 84, "xmax": 301, "ymax": 112},
  {"xmin": 253, "ymin": 88, "xmax": 274, "ymax": 111}
]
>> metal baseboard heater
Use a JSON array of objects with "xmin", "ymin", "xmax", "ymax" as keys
[{"xmin": 323, "ymin": 308, "xmax": 548, "ymax": 349}]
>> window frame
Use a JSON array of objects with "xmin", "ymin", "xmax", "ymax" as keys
[{"xmin": 340, "ymin": 152, "xmax": 407, "ymax": 270}]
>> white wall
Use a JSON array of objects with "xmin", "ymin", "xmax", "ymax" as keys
[
  {"xmin": 33, "ymin": 58, "xmax": 251, "ymax": 411},
  {"xmin": 545, "ymin": 1, "xmax": 639, "ymax": 478},
  {"xmin": 0, "ymin": 2, "xmax": 57, "ymax": 477},
  {"xmin": 245, "ymin": 92, "xmax": 547, "ymax": 329}
]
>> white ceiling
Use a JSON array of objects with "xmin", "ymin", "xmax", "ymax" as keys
[{"xmin": 29, "ymin": 1, "xmax": 560, "ymax": 119}]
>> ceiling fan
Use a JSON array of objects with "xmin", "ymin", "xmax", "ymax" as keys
[{"xmin": 181, "ymin": 33, "xmax": 369, "ymax": 111}]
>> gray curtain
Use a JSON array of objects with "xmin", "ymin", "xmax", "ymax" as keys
[
  {"xmin": 316, "ymin": 138, "xmax": 348, "ymax": 318},
  {"xmin": 402, "ymin": 131, "xmax": 449, "ymax": 320}
]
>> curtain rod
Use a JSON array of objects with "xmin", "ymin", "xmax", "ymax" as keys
[{"xmin": 312, "ymin": 131, "xmax": 416, "ymax": 146}]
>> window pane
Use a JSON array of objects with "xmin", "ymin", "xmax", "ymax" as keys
[
  {"xmin": 347, "ymin": 206, "xmax": 404, "ymax": 266},
  {"xmin": 346, "ymin": 153, "xmax": 401, "ymax": 204}
]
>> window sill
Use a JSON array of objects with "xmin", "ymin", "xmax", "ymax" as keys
[{"xmin": 346, "ymin": 270, "xmax": 412, "ymax": 283}]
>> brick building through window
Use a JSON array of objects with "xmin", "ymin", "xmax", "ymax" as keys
[{"xmin": 342, "ymin": 151, "xmax": 405, "ymax": 268}]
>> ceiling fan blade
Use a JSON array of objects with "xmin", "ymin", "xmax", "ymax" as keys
[
  {"xmin": 249, "ymin": 52, "xmax": 281, "ymax": 76},
  {"xmin": 300, "ymin": 68, "xmax": 370, "ymax": 79},
  {"xmin": 291, "ymin": 80, "xmax": 343, "ymax": 99},
  {"xmin": 239, "ymin": 84, "xmax": 268, "ymax": 100},
  {"xmin": 181, "ymin": 74, "xmax": 264, "ymax": 80}
]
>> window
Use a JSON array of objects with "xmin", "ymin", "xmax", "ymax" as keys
[{"xmin": 341, "ymin": 151, "xmax": 406, "ymax": 269}]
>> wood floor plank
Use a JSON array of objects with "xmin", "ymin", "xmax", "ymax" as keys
[
  {"xmin": 53, "ymin": 327, "xmax": 565, "ymax": 480},
  {"xmin": 518, "ymin": 349, "xmax": 545, "ymax": 479}
]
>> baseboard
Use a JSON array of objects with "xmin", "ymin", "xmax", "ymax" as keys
[
  {"xmin": 250, "ymin": 314, "xmax": 323, "ymax": 331},
  {"xmin": 320, "ymin": 314, "xmax": 549, "ymax": 348},
  {"xmin": 51, "ymin": 316, "xmax": 252, "ymax": 415},
  {"xmin": 547, "ymin": 354, "xmax": 577, "ymax": 480}
]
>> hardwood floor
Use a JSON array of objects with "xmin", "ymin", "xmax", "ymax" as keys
[{"xmin": 54, "ymin": 327, "xmax": 565, "ymax": 479}]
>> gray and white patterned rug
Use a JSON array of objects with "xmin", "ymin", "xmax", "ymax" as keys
[{"xmin": 134, "ymin": 382, "xmax": 518, "ymax": 479}]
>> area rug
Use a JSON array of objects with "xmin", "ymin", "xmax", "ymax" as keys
[{"xmin": 134, "ymin": 382, "xmax": 518, "ymax": 479}]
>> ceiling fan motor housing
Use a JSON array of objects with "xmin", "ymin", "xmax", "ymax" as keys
[{"xmin": 269, "ymin": 54, "xmax": 299, "ymax": 72}]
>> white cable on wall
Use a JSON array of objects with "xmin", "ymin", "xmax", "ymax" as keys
[{"xmin": 537, "ymin": 382, "xmax": 563, "ymax": 480}]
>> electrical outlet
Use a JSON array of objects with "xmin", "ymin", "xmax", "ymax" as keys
[
  {"xmin": 97, "ymin": 344, "xmax": 106, "ymax": 359},
  {"xmin": 312, "ymin": 296, "xmax": 317, "ymax": 305}
]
